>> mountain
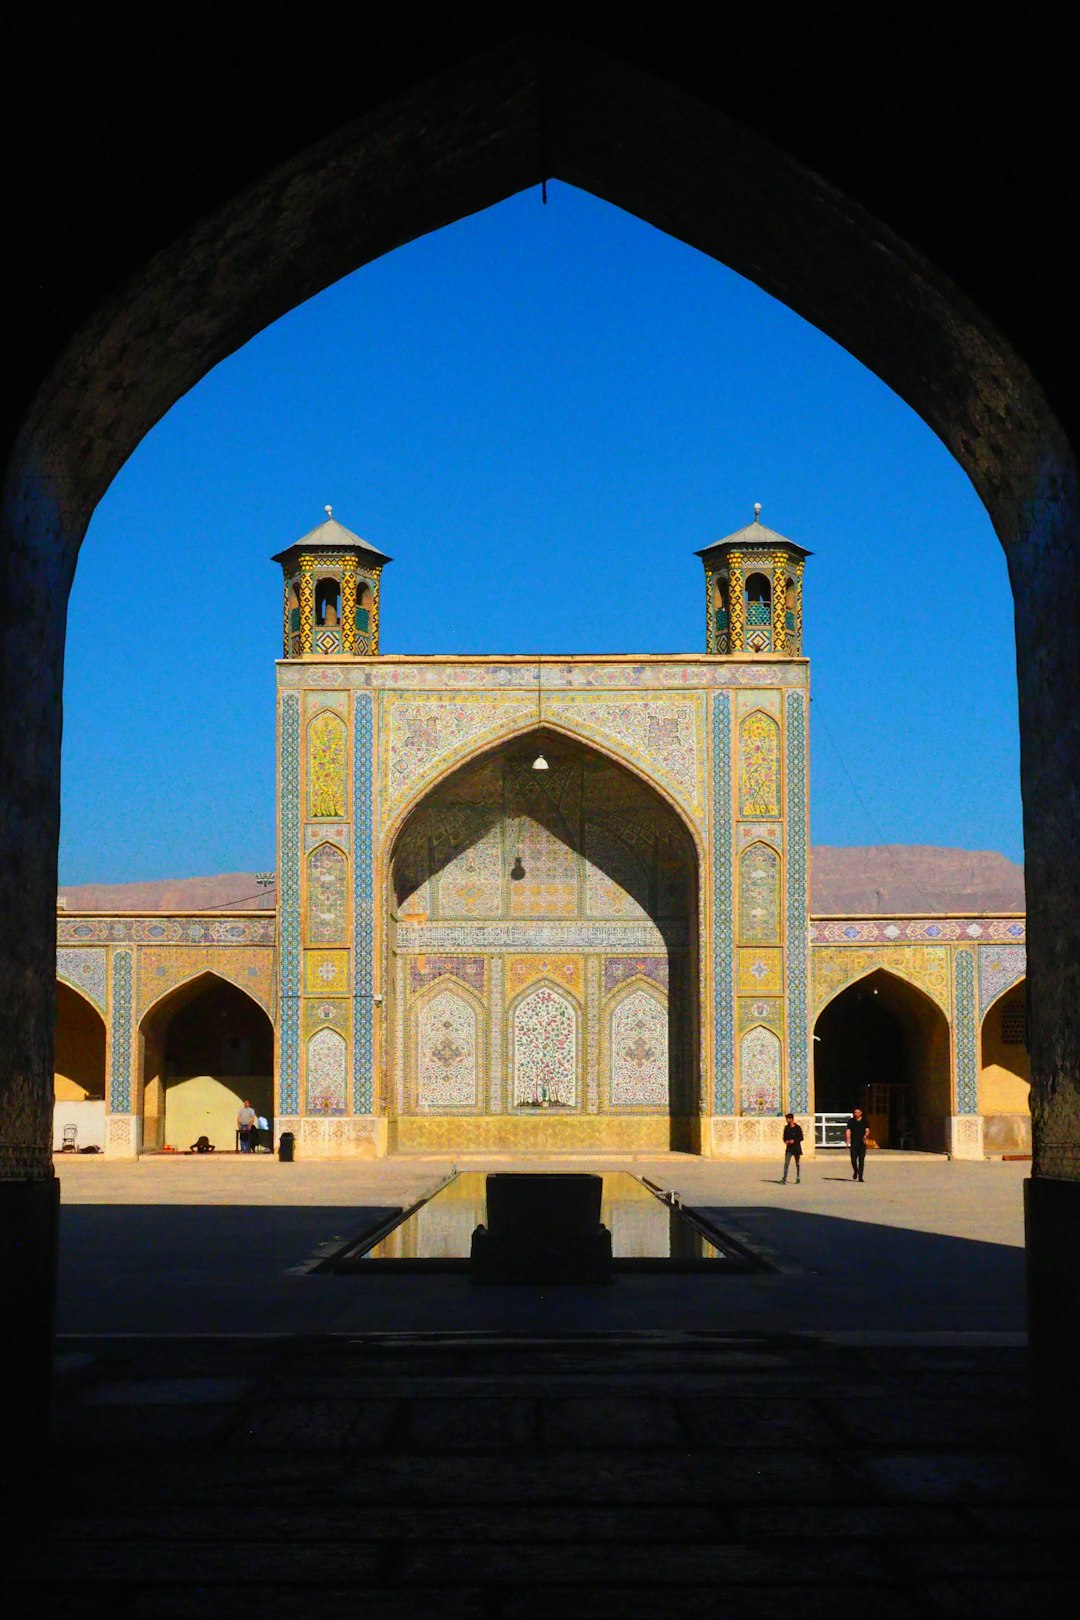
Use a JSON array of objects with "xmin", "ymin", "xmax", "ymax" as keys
[
  {"xmin": 58, "ymin": 847, "xmax": 1026, "ymax": 915},
  {"xmin": 810, "ymin": 846, "xmax": 1025, "ymax": 914}
]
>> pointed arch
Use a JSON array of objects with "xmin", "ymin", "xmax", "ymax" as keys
[
  {"xmin": 138, "ymin": 970, "xmax": 274, "ymax": 1152},
  {"xmin": 813, "ymin": 967, "xmax": 952, "ymax": 1151},
  {"xmin": 306, "ymin": 839, "xmax": 349, "ymax": 944},
  {"xmin": 979, "ymin": 976, "xmax": 1030, "ymax": 1150},
  {"xmin": 410, "ymin": 978, "xmax": 485, "ymax": 1112},
  {"xmin": 307, "ymin": 709, "xmax": 348, "ymax": 819},
  {"xmin": 605, "ymin": 980, "xmax": 669, "ymax": 1110},
  {"xmin": 739, "ymin": 1023, "xmax": 783, "ymax": 1116},
  {"xmin": 738, "ymin": 840, "xmax": 781, "ymax": 944},
  {"xmin": 305, "ymin": 1026, "xmax": 347, "ymax": 1115},
  {"xmin": 54, "ymin": 979, "xmax": 107, "ymax": 1104}
]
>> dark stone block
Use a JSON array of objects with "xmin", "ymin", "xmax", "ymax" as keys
[
  {"xmin": 470, "ymin": 1174, "xmax": 613, "ymax": 1282},
  {"xmin": 1025, "ymin": 1175, "xmax": 1080, "ymax": 1466}
]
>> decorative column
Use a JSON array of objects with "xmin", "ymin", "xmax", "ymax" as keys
[
  {"xmin": 728, "ymin": 552, "xmax": 745, "ymax": 651},
  {"xmin": 772, "ymin": 552, "xmax": 788, "ymax": 653},
  {"xmin": 950, "ymin": 946, "xmax": 983, "ymax": 1158}
]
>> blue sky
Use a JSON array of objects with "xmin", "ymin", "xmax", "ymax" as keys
[{"xmin": 60, "ymin": 183, "xmax": 1022, "ymax": 884}]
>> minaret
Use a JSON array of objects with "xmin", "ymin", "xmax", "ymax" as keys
[
  {"xmin": 696, "ymin": 506, "xmax": 810, "ymax": 655},
  {"xmin": 272, "ymin": 506, "xmax": 392, "ymax": 657}
]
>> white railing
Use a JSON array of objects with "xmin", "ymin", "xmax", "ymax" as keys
[{"xmin": 815, "ymin": 1112, "xmax": 850, "ymax": 1149}]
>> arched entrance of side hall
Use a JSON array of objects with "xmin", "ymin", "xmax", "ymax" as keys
[
  {"xmin": 139, "ymin": 974, "xmax": 274, "ymax": 1152},
  {"xmin": 53, "ymin": 982, "xmax": 106, "ymax": 1151},
  {"xmin": 386, "ymin": 729, "xmax": 700, "ymax": 1153},
  {"xmin": 813, "ymin": 970, "xmax": 951, "ymax": 1153},
  {"xmin": 980, "ymin": 980, "xmax": 1030, "ymax": 1156}
]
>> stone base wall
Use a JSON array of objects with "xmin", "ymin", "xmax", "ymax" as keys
[
  {"xmin": 949, "ymin": 1114, "xmax": 985, "ymax": 1159},
  {"xmin": 706, "ymin": 1114, "xmax": 812, "ymax": 1158},
  {"xmin": 104, "ymin": 1114, "xmax": 141, "ymax": 1158},
  {"xmin": 390, "ymin": 1114, "xmax": 692, "ymax": 1154},
  {"xmin": 982, "ymin": 1113, "xmax": 1032, "ymax": 1155},
  {"xmin": 275, "ymin": 1115, "xmax": 389, "ymax": 1158}
]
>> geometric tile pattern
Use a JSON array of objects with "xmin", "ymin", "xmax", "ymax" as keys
[
  {"xmin": 58, "ymin": 916, "xmax": 277, "ymax": 945},
  {"xmin": 135, "ymin": 947, "xmax": 275, "ymax": 1018},
  {"xmin": 954, "ymin": 946, "xmax": 979, "ymax": 1114},
  {"xmin": 712, "ymin": 692, "xmax": 735, "ymax": 1113},
  {"xmin": 977, "ymin": 943, "xmax": 1027, "ymax": 1018},
  {"xmin": 602, "ymin": 956, "xmax": 669, "ymax": 996},
  {"xmin": 280, "ymin": 658, "xmax": 810, "ymax": 690},
  {"xmin": 278, "ymin": 692, "xmax": 302, "ymax": 1114},
  {"xmin": 56, "ymin": 946, "xmax": 107, "ymax": 1012},
  {"xmin": 785, "ymin": 690, "xmax": 809, "ymax": 1113},
  {"xmin": 353, "ymin": 691, "xmax": 374, "ymax": 1113},
  {"xmin": 811, "ymin": 944, "xmax": 951, "ymax": 1018},
  {"xmin": 811, "ymin": 917, "xmax": 1026, "ymax": 944},
  {"xmin": 109, "ymin": 949, "xmax": 134, "ymax": 1113}
]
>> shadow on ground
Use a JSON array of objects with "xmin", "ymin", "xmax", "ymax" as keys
[{"xmin": 59, "ymin": 1201, "xmax": 1026, "ymax": 1336}]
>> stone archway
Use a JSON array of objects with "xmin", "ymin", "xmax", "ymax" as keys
[
  {"xmin": 3, "ymin": 20, "xmax": 1079, "ymax": 1443},
  {"xmin": 980, "ymin": 980, "xmax": 1030, "ymax": 1155},
  {"xmin": 138, "ymin": 972, "xmax": 274, "ymax": 1152},
  {"xmin": 813, "ymin": 968, "xmax": 952, "ymax": 1152},
  {"xmin": 386, "ymin": 728, "xmax": 699, "ymax": 1152}
]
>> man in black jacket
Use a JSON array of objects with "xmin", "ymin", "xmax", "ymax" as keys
[
  {"xmin": 782, "ymin": 1113, "xmax": 804, "ymax": 1184},
  {"xmin": 846, "ymin": 1107, "xmax": 869, "ymax": 1182}
]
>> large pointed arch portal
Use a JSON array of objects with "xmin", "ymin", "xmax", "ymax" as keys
[{"xmin": 387, "ymin": 729, "xmax": 699, "ymax": 1152}]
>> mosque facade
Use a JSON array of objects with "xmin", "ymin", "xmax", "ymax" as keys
[{"xmin": 52, "ymin": 515, "xmax": 1030, "ymax": 1161}]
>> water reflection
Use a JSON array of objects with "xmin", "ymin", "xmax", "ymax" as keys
[{"xmin": 360, "ymin": 1171, "xmax": 727, "ymax": 1263}]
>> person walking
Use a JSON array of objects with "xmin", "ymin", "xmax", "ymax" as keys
[
  {"xmin": 236, "ymin": 1100, "xmax": 257, "ymax": 1153},
  {"xmin": 845, "ymin": 1106, "xmax": 869, "ymax": 1182},
  {"xmin": 781, "ymin": 1112, "xmax": 804, "ymax": 1184}
]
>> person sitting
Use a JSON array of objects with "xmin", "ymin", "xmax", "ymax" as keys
[{"xmin": 188, "ymin": 1135, "xmax": 215, "ymax": 1154}]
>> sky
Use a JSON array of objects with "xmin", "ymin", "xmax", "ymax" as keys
[{"xmin": 59, "ymin": 183, "xmax": 1023, "ymax": 885}]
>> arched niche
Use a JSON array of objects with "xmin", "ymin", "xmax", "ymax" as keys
[
  {"xmin": 813, "ymin": 967, "xmax": 951, "ymax": 1152},
  {"xmin": 409, "ymin": 978, "xmax": 486, "ymax": 1113},
  {"xmin": 138, "ymin": 971, "xmax": 274, "ymax": 1151}
]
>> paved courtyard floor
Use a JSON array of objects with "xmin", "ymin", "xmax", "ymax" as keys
[
  {"xmin": 56, "ymin": 1152, "xmax": 1028, "ymax": 1336},
  {"xmin": 17, "ymin": 1155, "xmax": 1056, "ymax": 1617}
]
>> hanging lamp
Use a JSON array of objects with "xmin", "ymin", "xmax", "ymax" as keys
[{"xmin": 532, "ymin": 656, "xmax": 548, "ymax": 770}]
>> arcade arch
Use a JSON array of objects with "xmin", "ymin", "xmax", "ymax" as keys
[
  {"xmin": 980, "ymin": 979, "xmax": 1030, "ymax": 1155},
  {"xmin": 386, "ymin": 728, "xmax": 699, "ymax": 1150},
  {"xmin": 139, "ymin": 972, "xmax": 273, "ymax": 1151},
  {"xmin": 813, "ymin": 968, "xmax": 951, "ymax": 1152},
  {"xmin": 53, "ymin": 982, "xmax": 106, "ymax": 1151}
]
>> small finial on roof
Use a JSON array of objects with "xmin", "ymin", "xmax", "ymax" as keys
[
  {"xmin": 753, "ymin": 502, "xmax": 762, "ymax": 523},
  {"xmin": 324, "ymin": 504, "xmax": 333, "ymax": 520}
]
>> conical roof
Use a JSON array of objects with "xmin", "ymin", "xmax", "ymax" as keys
[
  {"xmin": 696, "ymin": 514, "xmax": 811, "ymax": 561},
  {"xmin": 272, "ymin": 507, "xmax": 393, "ymax": 568}
]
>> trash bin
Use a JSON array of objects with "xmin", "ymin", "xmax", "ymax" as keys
[{"xmin": 278, "ymin": 1130, "xmax": 295, "ymax": 1163}]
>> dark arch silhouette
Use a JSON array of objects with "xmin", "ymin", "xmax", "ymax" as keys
[{"xmin": 2, "ymin": 17, "xmax": 1077, "ymax": 1444}]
